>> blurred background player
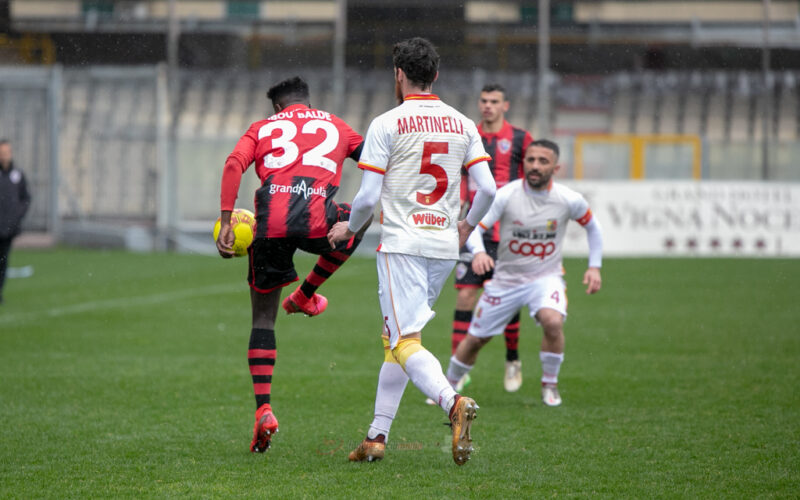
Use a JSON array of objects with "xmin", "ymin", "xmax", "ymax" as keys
[
  {"xmin": 451, "ymin": 83, "xmax": 533, "ymax": 393},
  {"xmin": 328, "ymin": 37, "xmax": 496, "ymax": 465},
  {"xmin": 216, "ymin": 76, "xmax": 368, "ymax": 453},
  {"xmin": 0, "ymin": 139, "xmax": 31, "ymax": 306},
  {"xmin": 446, "ymin": 139, "xmax": 603, "ymax": 407}
]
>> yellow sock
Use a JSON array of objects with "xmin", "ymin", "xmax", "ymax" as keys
[
  {"xmin": 382, "ymin": 335, "xmax": 398, "ymax": 364},
  {"xmin": 391, "ymin": 337, "xmax": 424, "ymax": 370}
]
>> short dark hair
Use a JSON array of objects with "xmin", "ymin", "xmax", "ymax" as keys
[
  {"xmin": 392, "ymin": 37, "xmax": 439, "ymax": 88},
  {"xmin": 528, "ymin": 139, "xmax": 560, "ymax": 158},
  {"xmin": 0, "ymin": 139, "xmax": 9, "ymax": 147},
  {"xmin": 481, "ymin": 83, "xmax": 507, "ymax": 100},
  {"xmin": 267, "ymin": 76, "xmax": 310, "ymax": 108}
]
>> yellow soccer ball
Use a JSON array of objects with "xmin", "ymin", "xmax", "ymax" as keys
[{"xmin": 213, "ymin": 208, "xmax": 256, "ymax": 257}]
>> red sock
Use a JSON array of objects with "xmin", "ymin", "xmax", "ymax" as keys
[
  {"xmin": 452, "ymin": 310, "xmax": 472, "ymax": 354},
  {"xmin": 504, "ymin": 312, "xmax": 521, "ymax": 362},
  {"xmin": 248, "ymin": 328, "xmax": 276, "ymax": 408}
]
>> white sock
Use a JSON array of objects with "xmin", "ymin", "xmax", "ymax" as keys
[
  {"xmin": 404, "ymin": 349, "xmax": 458, "ymax": 414},
  {"xmin": 540, "ymin": 351, "xmax": 564, "ymax": 385},
  {"xmin": 446, "ymin": 355, "xmax": 473, "ymax": 389},
  {"xmin": 367, "ymin": 362, "xmax": 409, "ymax": 440}
]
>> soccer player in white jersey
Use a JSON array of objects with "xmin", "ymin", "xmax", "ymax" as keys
[
  {"xmin": 327, "ymin": 37, "xmax": 496, "ymax": 465},
  {"xmin": 445, "ymin": 139, "xmax": 603, "ymax": 407}
]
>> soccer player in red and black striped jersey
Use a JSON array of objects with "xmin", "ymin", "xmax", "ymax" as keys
[
  {"xmin": 216, "ymin": 76, "xmax": 369, "ymax": 453},
  {"xmin": 453, "ymin": 83, "xmax": 533, "ymax": 393}
]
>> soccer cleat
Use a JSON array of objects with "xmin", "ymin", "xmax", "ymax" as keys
[
  {"xmin": 282, "ymin": 288, "xmax": 328, "ymax": 317},
  {"xmin": 449, "ymin": 395, "xmax": 478, "ymax": 465},
  {"xmin": 542, "ymin": 383, "xmax": 562, "ymax": 407},
  {"xmin": 250, "ymin": 404, "xmax": 279, "ymax": 453},
  {"xmin": 504, "ymin": 360, "xmax": 522, "ymax": 392},
  {"xmin": 348, "ymin": 435, "xmax": 386, "ymax": 462}
]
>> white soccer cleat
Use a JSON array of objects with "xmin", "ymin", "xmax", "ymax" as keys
[
  {"xmin": 541, "ymin": 383, "xmax": 562, "ymax": 407},
  {"xmin": 504, "ymin": 360, "xmax": 522, "ymax": 392}
]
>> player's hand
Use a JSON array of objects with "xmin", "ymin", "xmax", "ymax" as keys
[
  {"xmin": 583, "ymin": 267, "xmax": 602, "ymax": 294},
  {"xmin": 327, "ymin": 221, "xmax": 354, "ymax": 249},
  {"xmin": 216, "ymin": 222, "xmax": 235, "ymax": 259},
  {"xmin": 471, "ymin": 252, "xmax": 494, "ymax": 275},
  {"xmin": 457, "ymin": 220, "xmax": 475, "ymax": 248}
]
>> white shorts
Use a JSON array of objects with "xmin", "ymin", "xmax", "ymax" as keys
[
  {"xmin": 376, "ymin": 251, "xmax": 456, "ymax": 349},
  {"xmin": 468, "ymin": 274, "xmax": 567, "ymax": 338}
]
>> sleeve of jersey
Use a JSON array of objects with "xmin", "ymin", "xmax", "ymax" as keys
[
  {"xmin": 347, "ymin": 169, "xmax": 384, "ymax": 233},
  {"xmin": 583, "ymin": 217, "xmax": 603, "ymax": 268},
  {"xmin": 464, "ymin": 161, "xmax": 496, "ymax": 227},
  {"xmin": 339, "ymin": 118, "xmax": 364, "ymax": 157},
  {"xmin": 464, "ymin": 122, "xmax": 492, "ymax": 170},
  {"xmin": 357, "ymin": 118, "xmax": 390, "ymax": 175},
  {"xmin": 569, "ymin": 193, "xmax": 592, "ymax": 226},
  {"xmin": 220, "ymin": 129, "xmax": 257, "ymax": 211}
]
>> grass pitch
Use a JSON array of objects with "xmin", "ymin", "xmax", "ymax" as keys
[{"xmin": 1, "ymin": 248, "xmax": 798, "ymax": 498}]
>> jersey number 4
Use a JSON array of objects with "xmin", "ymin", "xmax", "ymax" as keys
[
  {"xmin": 258, "ymin": 119, "xmax": 339, "ymax": 174},
  {"xmin": 417, "ymin": 142, "xmax": 449, "ymax": 206}
]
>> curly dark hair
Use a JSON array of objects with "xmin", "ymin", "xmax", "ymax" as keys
[
  {"xmin": 267, "ymin": 76, "xmax": 310, "ymax": 107},
  {"xmin": 392, "ymin": 37, "xmax": 439, "ymax": 88}
]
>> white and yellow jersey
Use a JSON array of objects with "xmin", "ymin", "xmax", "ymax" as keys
[
  {"xmin": 358, "ymin": 94, "xmax": 491, "ymax": 260},
  {"xmin": 477, "ymin": 179, "xmax": 594, "ymax": 286}
]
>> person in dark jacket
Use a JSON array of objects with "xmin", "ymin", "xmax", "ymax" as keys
[{"xmin": 0, "ymin": 139, "xmax": 31, "ymax": 304}]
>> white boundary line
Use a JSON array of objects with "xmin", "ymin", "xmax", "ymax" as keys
[{"xmin": 0, "ymin": 283, "xmax": 244, "ymax": 326}]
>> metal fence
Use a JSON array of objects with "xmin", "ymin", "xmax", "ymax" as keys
[{"xmin": 1, "ymin": 65, "xmax": 798, "ymax": 251}]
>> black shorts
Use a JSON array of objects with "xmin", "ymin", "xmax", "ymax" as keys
[
  {"xmin": 454, "ymin": 238, "xmax": 499, "ymax": 289},
  {"xmin": 247, "ymin": 202, "xmax": 353, "ymax": 294}
]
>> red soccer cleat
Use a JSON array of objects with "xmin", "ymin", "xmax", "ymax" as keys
[
  {"xmin": 250, "ymin": 404, "xmax": 279, "ymax": 453},
  {"xmin": 282, "ymin": 288, "xmax": 328, "ymax": 317}
]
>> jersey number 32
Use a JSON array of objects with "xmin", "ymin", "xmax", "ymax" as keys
[{"xmin": 258, "ymin": 119, "xmax": 340, "ymax": 174}]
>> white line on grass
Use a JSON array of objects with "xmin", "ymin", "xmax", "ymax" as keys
[{"xmin": 0, "ymin": 283, "xmax": 244, "ymax": 326}]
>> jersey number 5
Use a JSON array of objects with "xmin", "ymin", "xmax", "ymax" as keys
[
  {"xmin": 258, "ymin": 119, "xmax": 339, "ymax": 174},
  {"xmin": 416, "ymin": 142, "xmax": 449, "ymax": 206}
]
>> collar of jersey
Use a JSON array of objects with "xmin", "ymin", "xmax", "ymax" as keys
[
  {"xmin": 478, "ymin": 119, "xmax": 511, "ymax": 137},
  {"xmin": 280, "ymin": 103, "xmax": 309, "ymax": 112},
  {"xmin": 404, "ymin": 93, "xmax": 440, "ymax": 101},
  {"xmin": 523, "ymin": 178, "xmax": 554, "ymax": 195}
]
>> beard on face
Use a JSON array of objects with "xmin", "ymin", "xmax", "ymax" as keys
[{"xmin": 526, "ymin": 169, "xmax": 552, "ymax": 189}]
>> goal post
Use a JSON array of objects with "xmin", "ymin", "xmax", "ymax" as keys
[{"xmin": 574, "ymin": 134, "xmax": 702, "ymax": 180}]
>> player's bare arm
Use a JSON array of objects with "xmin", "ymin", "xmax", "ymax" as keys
[
  {"xmin": 471, "ymin": 251, "xmax": 495, "ymax": 275},
  {"xmin": 216, "ymin": 210, "xmax": 235, "ymax": 258},
  {"xmin": 583, "ymin": 267, "xmax": 602, "ymax": 294}
]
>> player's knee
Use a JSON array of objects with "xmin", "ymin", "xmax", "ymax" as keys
[
  {"xmin": 456, "ymin": 288, "xmax": 479, "ymax": 309},
  {"xmin": 391, "ymin": 336, "xmax": 424, "ymax": 369},
  {"xmin": 462, "ymin": 334, "xmax": 490, "ymax": 353},
  {"xmin": 538, "ymin": 310, "xmax": 564, "ymax": 338}
]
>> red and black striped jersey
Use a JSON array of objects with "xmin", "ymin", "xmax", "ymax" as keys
[
  {"xmin": 221, "ymin": 103, "xmax": 363, "ymax": 239},
  {"xmin": 461, "ymin": 119, "xmax": 533, "ymax": 242}
]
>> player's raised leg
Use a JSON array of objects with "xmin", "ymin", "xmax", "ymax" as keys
[
  {"xmin": 284, "ymin": 207, "xmax": 371, "ymax": 317},
  {"xmin": 248, "ymin": 287, "xmax": 281, "ymax": 452}
]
